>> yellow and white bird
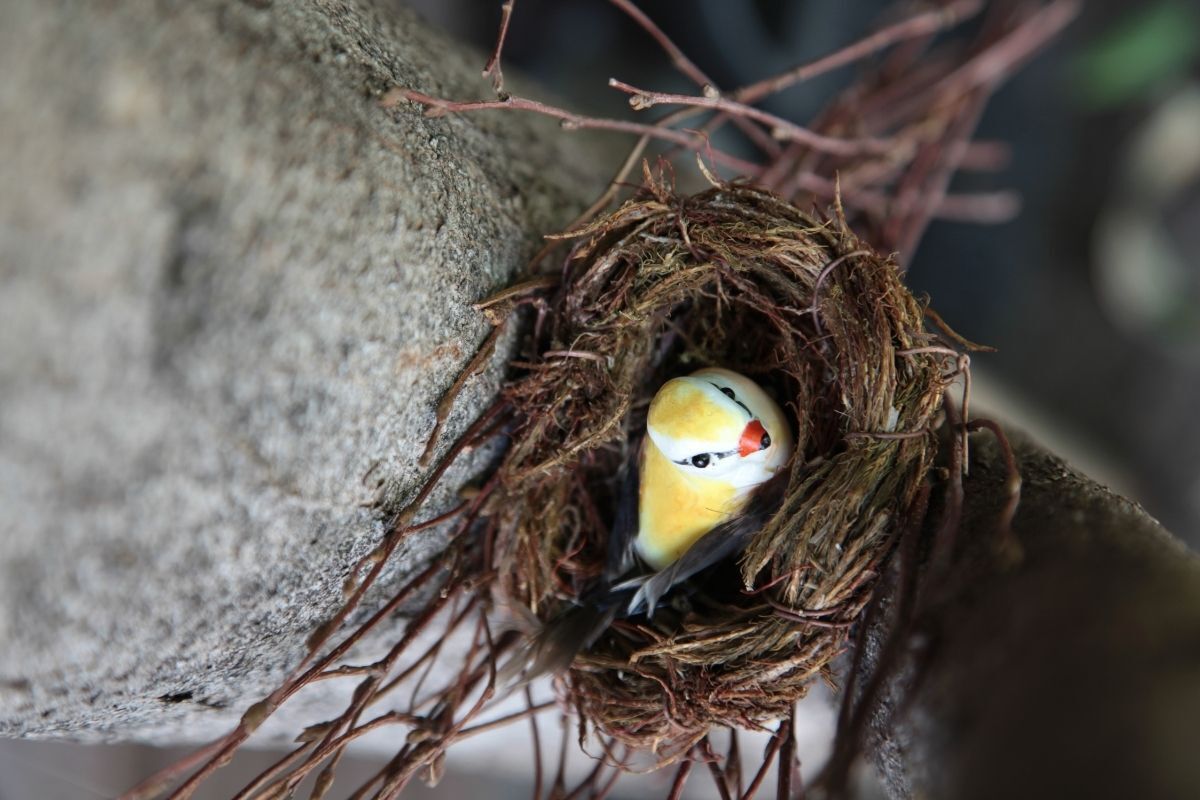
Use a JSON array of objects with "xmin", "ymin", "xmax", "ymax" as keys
[
  {"xmin": 613, "ymin": 367, "xmax": 792, "ymax": 616},
  {"xmin": 636, "ymin": 367, "xmax": 792, "ymax": 570},
  {"xmin": 504, "ymin": 367, "xmax": 792, "ymax": 681}
]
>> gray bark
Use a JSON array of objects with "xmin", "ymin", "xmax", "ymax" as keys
[
  {"xmin": 0, "ymin": 0, "xmax": 604, "ymax": 742},
  {"xmin": 863, "ymin": 431, "xmax": 1200, "ymax": 800}
]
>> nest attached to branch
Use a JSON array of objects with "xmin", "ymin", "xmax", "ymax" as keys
[{"xmin": 488, "ymin": 173, "xmax": 952, "ymax": 760}]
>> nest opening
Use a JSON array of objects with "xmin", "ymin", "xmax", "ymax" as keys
[{"xmin": 490, "ymin": 176, "xmax": 952, "ymax": 760}]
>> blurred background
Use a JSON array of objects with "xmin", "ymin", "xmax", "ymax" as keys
[{"xmin": 3, "ymin": 0, "xmax": 1198, "ymax": 797}]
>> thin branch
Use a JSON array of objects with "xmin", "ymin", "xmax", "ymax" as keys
[
  {"xmin": 739, "ymin": 720, "xmax": 785, "ymax": 800},
  {"xmin": 966, "ymin": 417, "xmax": 1023, "ymax": 560},
  {"xmin": 667, "ymin": 757, "xmax": 694, "ymax": 800},
  {"xmin": 608, "ymin": 0, "xmax": 707, "ymax": 87},
  {"xmin": 419, "ymin": 320, "xmax": 506, "ymax": 467},
  {"xmin": 776, "ymin": 711, "xmax": 798, "ymax": 800},
  {"xmin": 726, "ymin": 728, "xmax": 743, "ymax": 798},
  {"xmin": 454, "ymin": 701, "xmax": 557, "ymax": 741},
  {"xmin": 384, "ymin": 89, "xmax": 760, "ymax": 174},
  {"xmin": 701, "ymin": 738, "xmax": 735, "ymax": 800},
  {"xmin": 605, "ymin": 0, "xmax": 781, "ymax": 157},
  {"xmin": 482, "ymin": 0, "xmax": 515, "ymax": 97},
  {"xmin": 525, "ymin": 685, "xmax": 544, "ymax": 800},
  {"xmin": 610, "ymin": 79, "xmax": 895, "ymax": 156},
  {"xmin": 119, "ymin": 738, "xmax": 233, "ymax": 800},
  {"xmin": 933, "ymin": 0, "xmax": 1081, "ymax": 101},
  {"xmin": 732, "ymin": 0, "xmax": 985, "ymax": 104}
]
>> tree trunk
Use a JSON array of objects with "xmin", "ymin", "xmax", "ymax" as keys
[
  {"xmin": 862, "ymin": 430, "xmax": 1200, "ymax": 800},
  {"xmin": 0, "ymin": 0, "xmax": 604, "ymax": 743}
]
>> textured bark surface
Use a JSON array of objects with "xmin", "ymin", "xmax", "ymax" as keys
[
  {"xmin": 0, "ymin": 0, "xmax": 603, "ymax": 742},
  {"xmin": 864, "ymin": 431, "xmax": 1200, "ymax": 800}
]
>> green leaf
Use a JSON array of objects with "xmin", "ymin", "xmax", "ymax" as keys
[{"xmin": 1074, "ymin": 2, "xmax": 1200, "ymax": 110}]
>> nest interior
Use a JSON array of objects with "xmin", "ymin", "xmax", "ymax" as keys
[{"xmin": 488, "ymin": 175, "xmax": 952, "ymax": 760}]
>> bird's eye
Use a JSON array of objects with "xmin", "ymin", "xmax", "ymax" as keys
[
  {"xmin": 761, "ymin": 433, "xmax": 771, "ymax": 449},
  {"xmin": 720, "ymin": 387, "xmax": 735, "ymax": 399},
  {"xmin": 690, "ymin": 453, "xmax": 711, "ymax": 468}
]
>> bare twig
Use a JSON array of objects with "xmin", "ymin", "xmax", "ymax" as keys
[
  {"xmin": 667, "ymin": 757, "xmax": 694, "ymax": 800},
  {"xmin": 482, "ymin": 0, "xmax": 515, "ymax": 97},
  {"xmin": 732, "ymin": 0, "xmax": 985, "ymax": 104},
  {"xmin": 739, "ymin": 719, "xmax": 785, "ymax": 800},
  {"xmin": 384, "ymin": 89, "xmax": 760, "ymax": 174},
  {"xmin": 419, "ymin": 320, "xmax": 507, "ymax": 467},
  {"xmin": 606, "ymin": 0, "xmax": 781, "ymax": 157},
  {"xmin": 610, "ymin": 79, "xmax": 895, "ymax": 156}
]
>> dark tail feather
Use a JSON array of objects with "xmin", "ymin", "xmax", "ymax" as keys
[
  {"xmin": 498, "ymin": 603, "xmax": 620, "ymax": 688},
  {"xmin": 496, "ymin": 457, "xmax": 638, "ymax": 689}
]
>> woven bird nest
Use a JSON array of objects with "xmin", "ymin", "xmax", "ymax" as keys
[{"xmin": 488, "ymin": 174, "xmax": 952, "ymax": 761}]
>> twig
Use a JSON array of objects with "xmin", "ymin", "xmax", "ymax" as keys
[
  {"xmin": 819, "ymin": 482, "xmax": 931, "ymax": 796},
  {"xmin": 804, "ymin": 250, "xmax": 871, "ymax": 337},
  {"xmin": 455, "ymin": 701, "xmax": 556, "ymax": 740},
  {"xmin": 610, "ymin": 79, "xmax": 895, "ymax": 156},
  {"xmin": 482, "ymin": 0, "xmax": 515, "ymax": 97},
  {"xmin": 776, "ymin": 710, "xmax": 798, "ymax": 800},
  {"xmin": 739, "ymin": 719, "xmax": 785, "ymax": 800},
  {"xmin": 933, "ymin": 0, "xmax": 1081, "ymax": 101},
  {"xmin": 120, "ymin": 738, "xmax": 233, "ymax": 800},
  {"xmin": 525, "ymin": 685, "xmax": 544, "ymax": 800},
  {"xmin": 385, "ymin": 89, "xmax": 760, "ymax": 174},
  {"xmin": 966, "ymin": 417, "xmax": 1024, "ymax": 561},
  {"xmin": 732, "ymin": 0, "xmax": 985, "ymax": 104},
  {"xmin": 229, "ymin": 740, "xmax": 317, "ymax": 800},
  {"xmin": 726, "ymin": 728, "xmax": 743, "ymax": 798},
  {"xmin": 419, "ymin": 320, "xmax": 506, "ymax": 467},
  {"xmin": 701, "ymin": 738, "xmax": 735, "ymax": 800},
  {"xmin": 606, "ymin": 0, "xmax": 780, "ymax": 157},
  {"xmin": 667, "ymin": 757, "xmax": 694, "ymax": 800}
]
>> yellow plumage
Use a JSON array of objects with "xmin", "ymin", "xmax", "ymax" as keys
[
  {"xmin": 636, "ymin": 368, "xmax": 792, "ymax": 570},
  {"xmin": 637, "ymin": 438, "xmax": 741, "ymax": 568},
  {"xmin": 646, "ymin": 380, "xmax": 746, "ymax": 445}
]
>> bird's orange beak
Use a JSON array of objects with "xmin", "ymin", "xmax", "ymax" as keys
[{"xmin": 738, "ymin": 419, "xmax": 769, "ymax": 457}]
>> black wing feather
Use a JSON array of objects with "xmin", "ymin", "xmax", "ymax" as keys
[
  {"xmin": 604, "ymin": 442, "xmax": 641, "ymax": 582},
  {"xmin": 626, "ymin": 470, "xmax": 789, "ymax": 616}
]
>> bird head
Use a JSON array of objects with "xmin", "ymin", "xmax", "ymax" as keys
[{"xmin": 645, "ymin": 367, "xmax": 791, "ymax": 489}]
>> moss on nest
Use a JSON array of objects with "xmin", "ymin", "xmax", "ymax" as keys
[{"xmin": 488, "ymin": 173, "xmax": 953, "ymax": 760}]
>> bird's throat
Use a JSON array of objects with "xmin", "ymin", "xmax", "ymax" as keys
[{"xmin": 635, "ymin": 439, "xmax": 744, "ymax": 570}]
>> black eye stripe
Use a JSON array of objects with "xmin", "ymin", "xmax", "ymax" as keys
[
  {"xmin": 710, "ymin": 382, "xmax": 752, "ymax": 416},
  {"xmin": 675, "ymin": 448, "xmax": 738, "ymax": 467}
]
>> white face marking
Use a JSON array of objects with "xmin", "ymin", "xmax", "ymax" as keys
[
  {"xmin": 647, "ymin": 381, "xmax": 744, "ymax": 457},
  {"xmin": 646, "ymin": 369, "xmax": 791, "ymax": 490}
]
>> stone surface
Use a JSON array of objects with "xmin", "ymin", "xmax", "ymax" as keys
[{"xmin": 0, "ymin": 0, "xmax": 604, "ymax": 741}]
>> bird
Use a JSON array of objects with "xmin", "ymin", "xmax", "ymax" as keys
[
  {"xmin": 634, "ymin": 367, "xmax": 792, "ymax": 571},
  {"xmin": 500, "ymin": 367, "xmax": 792, "ymax": 682}
]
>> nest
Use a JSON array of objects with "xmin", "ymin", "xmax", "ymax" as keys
[{"xmin": 488, "ymin": 174, "xmax": 952, "ymax": 761}]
